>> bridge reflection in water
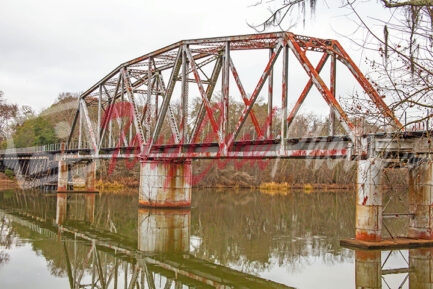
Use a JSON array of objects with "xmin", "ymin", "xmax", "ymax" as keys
[
  {"xmin": 0, "ymin": 189, "xmax": 430, "ymax": 288},
  {"xmin": 1, "ymin": 191, "xmax": 294, "ymax": 289}
]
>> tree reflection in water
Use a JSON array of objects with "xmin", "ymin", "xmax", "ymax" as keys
[{"xmin": 191, "ymin": 189, "xmax": 356, "ymax": 273}]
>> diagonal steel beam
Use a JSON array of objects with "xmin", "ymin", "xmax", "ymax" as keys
[
  {"xmin": 229, "ymin": 57, "xmax": 263, "ymax": 139},
  {"xmin": 225, "ymin": 39, "xmax": 284, "ymax": 151},
  {"xmin": 333, "ymin": 40, "xmax": 403, "ymax": 130},
  {"xmin": 190, "ymin": 54, "xmax": 223, "ymax": 144},
  {"xmin": 185, "ymin": 46, "xmax": 223, "ymax": 147},
  {"xmin": 286, "ymin": 52, "xmax": 330, "ymax": 131},
  {"xmin": 287, "ymin": 34, "xmax": 356, "ymax": 141}
]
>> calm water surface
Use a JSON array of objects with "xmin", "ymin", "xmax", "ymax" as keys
[{"xmin": 0, "ymin": 189, "xmax": 419, "ymax": 288}]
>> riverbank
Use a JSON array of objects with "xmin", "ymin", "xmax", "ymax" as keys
[{"xmin": 0, "ymin": 173, "xmax": 19, "ymax": 190}]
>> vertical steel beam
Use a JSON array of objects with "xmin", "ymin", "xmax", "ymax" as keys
[
  {"xmin": 267, "ymin": 48, "xmax": 274, "ymax": 139},
  {"xmin": 280, "ymin": 44, "xmax": 289, "ymax": 145},
  {"xmin": 98, "ymin": 85, "xmax": 102, "ymax": 146},
  {"xmin": 147, "ymin": 57, "xmax": 153, "ymax": 141},
  {"xmin": 78, "ymin": 106, "xmax": 82, "ymax": 149},
  {"xmin": 329, "ymin": 53, "xmax": 337, "ymax": 136},
  {"xmin": 222, "ymin": 41, "xmax": 230, "ymax": 143},
  {"xmin": 181, "ymin": 45, "xmax": 188, "ymax": 143}
]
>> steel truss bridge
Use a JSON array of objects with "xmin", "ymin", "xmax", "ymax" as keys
[
  {"xmin": 63, "ymin": 31, "xmax": 407, "ymax": 160},
  {"xmin": 2, "ymin": 32, "xmax": 433, "ymax": 244}
]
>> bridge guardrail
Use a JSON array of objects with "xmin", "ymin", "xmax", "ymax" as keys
[{"xmin": 0, "ymin": 142, "xmax": 92, "ymax": 155}]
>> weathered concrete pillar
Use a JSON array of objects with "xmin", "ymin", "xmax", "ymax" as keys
[
  {"xmin": 409, "ymin": 248, "xmax": 433, "ymax": 289},
  {"xmin": 85, "ymin": 161, "xmax": 97, "ymax": 192},
  {"xmin": 356, "ymin": 158, "xmax": 383, "ymax": 241},
  {"xmin": 57, "ymin": 160, "xmax": 69, "ymax": 191},
  {"xmin": 139, "ymin": 160, "xmax": 192, "ymax": 208},
  {"xmin": 408, "ymin": 159, "xmax": 433, "ymax": 239},
  {"xmin": 355, "ymin": 250, "xmax": 381, "ymax": 289},
  {"xmin": 137, "ymin": 208, "xmax": 190, "ymax": 253}
]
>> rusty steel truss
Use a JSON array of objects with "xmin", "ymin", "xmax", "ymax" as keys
[{"xmin": 67, "ymin": 31, "xmax": 403, "ymax": 160}]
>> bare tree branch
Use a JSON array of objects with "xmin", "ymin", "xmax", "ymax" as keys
[{"xmin": 381, "ymin": 0, "xmax": 433, "ymax": 8}]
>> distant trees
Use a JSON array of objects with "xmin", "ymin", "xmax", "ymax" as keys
[
  {"xmin": 6, "ymin": 92, "xmax": 78, "ymax": 148},
  {"xmin": 0, "ymin": 91, "xmax": 18, "ymax": 143}
]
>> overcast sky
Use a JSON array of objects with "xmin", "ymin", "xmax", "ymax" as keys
[{"xmin": 0, "ymin": 0, "xmax": 380, "ymax": 113}]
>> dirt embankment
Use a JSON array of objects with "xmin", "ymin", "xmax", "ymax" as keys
[{"xmin": 0, "ymin": 173, "xmax": 19, "ymax": 190}]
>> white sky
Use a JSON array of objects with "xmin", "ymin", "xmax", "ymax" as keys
[{"xmin": 0, "ymin": 0, "xmax": 386, "ymax": 113}]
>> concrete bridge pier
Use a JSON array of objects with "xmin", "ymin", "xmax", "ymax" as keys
[
  {"xmin": 356, "ymin": 158, "xmax": 383, "ymax": 241},
  {"xmin": 139, "ymin": 159, "xmax": 192, "ymax": 208},
  {"xmin": 408, "ymin": 158, "xmax": 433, "ymax": 239},
  {"xmin": 57, "ymin": 159, "xmax": 69, "ymax": 191}
]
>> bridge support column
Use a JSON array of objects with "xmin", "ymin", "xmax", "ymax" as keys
[
  {"xmin": 356, "ymin": 158, "xmax": 383, "ymax": 241},
  {"xmin": 408, "ymin": 159, "xmax": 433, "ymax": 239},
  {"xmin": 57, "ymin": 160, "xmax": 69, "ymax": 191},
  {"xmin": 139, "ymin": 160, "xmax": 192, "ymax": 208}
]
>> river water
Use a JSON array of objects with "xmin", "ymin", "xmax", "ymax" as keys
[{"xmin": 0, "ymin": 188, "xmax": 421, "ymax": 288}]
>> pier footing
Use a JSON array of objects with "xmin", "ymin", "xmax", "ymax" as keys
[{"xmin": 341, "ymin": 237, "xmax": 433, "ymax": 250}]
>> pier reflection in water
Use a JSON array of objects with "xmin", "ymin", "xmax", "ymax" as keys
[{"xmin": 0, "ymin": 188, "xmax": 428, "ymax": 288}]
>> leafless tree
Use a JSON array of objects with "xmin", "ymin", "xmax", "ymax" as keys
[
  {"xmin": 249, "ymin": 0, "xmax": 433, "ymax": 129},
  {"xmin": 0, "ymin": 91, "xmax": 18, "ymax": 142}
]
